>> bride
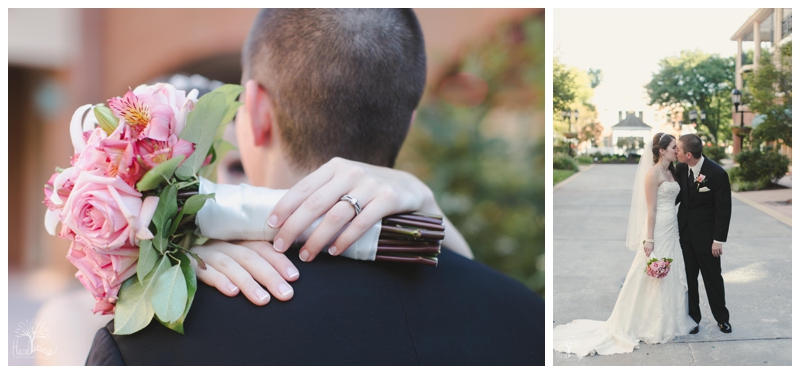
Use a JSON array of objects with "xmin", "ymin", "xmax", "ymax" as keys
[{"xmin": 553, "ymin": 132, "xmax": 696, "ymax": 357}]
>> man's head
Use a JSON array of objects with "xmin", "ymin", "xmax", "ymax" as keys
[
  {"xmin": 237, "ymin": 9, "xmax": 426, "ymax": 187},
  {"xmin": 677, "ymin": 134, "xmax": 703, "ymax": 165}
]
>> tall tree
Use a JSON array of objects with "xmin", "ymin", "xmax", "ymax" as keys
[
  {"xmin": 645, "ymin": 50, "xmax": 735, "ymax": 143},
  {"xmin": 553, "ymin": 57, "xmax": 576, "ymax": 114},
  {"xmin": 745, "ymin": 42, "xmax": 792, "ymax": 147}
]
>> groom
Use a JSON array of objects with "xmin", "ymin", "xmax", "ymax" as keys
[
  {"xmin": 675, "ymin": 134, "xmax": 732, "ymax": 334},
  {"xmin": 85, "ymin": 9, "xmax": 544, "ymax": 365}
]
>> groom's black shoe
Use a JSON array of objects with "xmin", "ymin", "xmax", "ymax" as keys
[
  {"xmin": 718, "ymin": 322, "xmax": 732, "ymax": 333},
  {"xmin": 689, "ymin": 325, "xmax": 699, "ymax": 334}
]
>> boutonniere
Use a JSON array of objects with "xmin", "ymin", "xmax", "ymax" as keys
[{"xmin": 695, "ymin": 174, "xmax": 707, "ymax": 190}]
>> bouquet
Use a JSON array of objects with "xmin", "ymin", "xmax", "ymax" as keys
[
  {"xmin": 644, "ymin": 257, "xmax": 673, "ymax": 279},
  {"xmin": 43, "ymin": 83, "xmax": 443, "ymax": 335}
]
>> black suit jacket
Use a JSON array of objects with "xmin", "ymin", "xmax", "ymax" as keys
[
  {"xmin": 675, "ymin": 157, "xmax": 732, "ymax": 252},
  {"xmin": 86, "ymin": 248, "xmax": 544, "ymax": 365}
]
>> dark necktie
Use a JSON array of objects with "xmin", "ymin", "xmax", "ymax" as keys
[{"xmin": 689, "ymin": 169, "xmax": 696, "ymax": 198}]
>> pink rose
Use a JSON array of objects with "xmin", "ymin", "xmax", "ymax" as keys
[
  {"xmin": 72, "ymin": 128, "xmax": 110, "ymax": 173},
  {"xmin": 43, "ymin": 168, "xmax": 79, "ymax": 212},
  {"xmin": 60, "ymin": 171, "xmax": 159, "ymax": 249},
  {"xmin": 68, "ymin": 236, "xmax": 139, "ymax": 315},
  {"xmin": 696, "ymin": 174, "xmax": 706, "ymax": 183}
]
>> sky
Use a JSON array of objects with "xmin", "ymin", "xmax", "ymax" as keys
[{"xmin": 554, "ymin": 8, "xmax": 758, "ymax": 132}]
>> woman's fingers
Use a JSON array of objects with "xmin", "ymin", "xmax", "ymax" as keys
[
  {"xmin": 268, "ymin": 158, "xmax": 338, "ymax": 230},
  {"xmin": 194, "ymin": 263, "xmax": 240, "ymax": 297},
  {"xmin": 192, "ymin": 240, "xmax": 298, "ymax": 304},
  {"xmin": 298, "ymin": 201, "xmax": 357, "ymax": 262},
  {"xmin": 297, "ymin": 184, "xmax": 380, "ymax": 262},
  {"xmin": 329, "ymin": 192, "xmax": 395, "ymax": 256},
  {"xmin": 272, "ymin": 167, "xmax": 368, "ymax": 253},
  {"xmin": 192, "ymin": 245, "xmax": 272, "ymax": 305},
  {"xmin": 235, "ymin": 240, "xmax": 300, "ymax": 283}
]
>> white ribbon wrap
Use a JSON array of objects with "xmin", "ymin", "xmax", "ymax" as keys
[{"xmin": 195, "ymin": 178, "xmax": 380, "ymax": 261}]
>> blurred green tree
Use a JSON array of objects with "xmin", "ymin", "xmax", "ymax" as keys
[
  {"xmin": 396, "ymin": 13, "xmax": 545, "ymax": 295},
  {"xmin": 645, "ymin": 50, "xmax": 735, "ymax": 143},
  {"xmin": 744, "ymin": 42, "xmax": 792, "ymax": 147}
]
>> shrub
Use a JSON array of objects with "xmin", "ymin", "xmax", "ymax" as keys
[
  {"xmin": 601, "ymin": 156, "xmax": 610, "ymax": 163},
  {"xmin": 734, "ymin": 147, "xmax": 789, "ymax": 187},
  {"xmin": 575, "ymin": 155, "xmax": 593, "ymax": 165},
  {"xmin": 553, "ymin": 153, "xmax": 578, "ymax": 171},
  {"xmin": 704, "ymin": 145, "xmax": 728, "ymax": 164}
]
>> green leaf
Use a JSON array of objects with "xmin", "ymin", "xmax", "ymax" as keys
[
  {"xmin": 176, "ymin": 92, "xmax": 227, "ymax": 179},
  {"xmin": 152, "ymin": 185, "xmax": 178, "ymax": 237},
  {"xmin": 220, "ymin": 101, "xmax": 243, "ymax": 125},
  {"xmin": 159, "ymin": 252, "xmax": 197, "ymax": 334},
  {"xmin": 93, "ymin": 105, "xmax": 119, "ymax": 135},
  {"xmin": 173, "ymin": 179, "xmax": 200, "ymax": 190},
  {"xmin": 168, "ymin": 210, "xmax": 185, "ymax": 238},
  {"xmin": 113, "ymin": 256, "xmax": 170, "ymax": 335},
  {"xmin": 151, "ymin": 263, "xmax": 188, "ymax": 323},
  {"xmin": 215, "ymin": 84, "xmax": 244, "ymax": 104},
  {"xmin": 183, "ymin": 193, "xmax": 215, "ymax": 216},
  {"xmin": 136, "ymin": 240, "xmax": 157, "ymax": 283},
  {"xmin": 153, "ymin": 235, "xmax": 167, "ymax": 254},
  {"xmin": 136, "ymin": 155, "xmax": 185, "ymax": 192}
]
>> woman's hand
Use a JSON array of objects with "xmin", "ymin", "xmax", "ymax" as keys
[
  {"xmin": 643, "ymin": 242, "xmax": 654, "ymax": 257},
  {"xmin": 191, "ymin": 240, "xmax": 299, "ymax": 305},
  {"xmin": 267, "ymin": 157, "xmax": 473, "ymax": 262}
]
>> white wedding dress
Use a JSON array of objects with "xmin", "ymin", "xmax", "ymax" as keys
[{"xmin": 553, "ymin": 181, "xmax": 696, "ymax": 357}]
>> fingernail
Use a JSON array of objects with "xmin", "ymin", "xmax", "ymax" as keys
[
  {"xmin": 227, "ymin": 283, "xmax": 239, "ymax": 293},
  {"xmin": 328, "ymin": 246, "xmax": 337, "ymax": 256},
  {"xmin": 287, "ymin": 267, "xmax": 299, "ymax": 279},
  {"xmin": 255, "ymin": 288, "xmax": 270, "ymax": 301},
  {"xmin": 299, "ymin": 250, "xmax": 309, "ymax": 262},
  {"xmin": 273, "ymin": 237, "xmax": 284, "ymax": 252},
  {"xmin": 278, "ymin": 283, "xmax": 293, "ymax": 296},
  {"xmin": 268, "ymin": 214, "xmax": 278, "ymax": 228}
]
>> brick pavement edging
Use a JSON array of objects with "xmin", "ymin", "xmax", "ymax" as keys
[{"xmin": 731, "ymin": 192, "xmax": 792, "ymax": 227}]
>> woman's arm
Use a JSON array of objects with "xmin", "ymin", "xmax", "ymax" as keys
[
  {"xmin": 643, "ymin": 168, "xmax": 659, "ymax": 257},
  {"xmin": 268, "ymin": 157, "xmax": 474, "ymax": 262}
]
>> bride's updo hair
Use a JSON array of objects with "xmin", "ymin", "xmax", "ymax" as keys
[{"xmin": 652, "ymin": 132, "xmax": 677, "ymax": 178}]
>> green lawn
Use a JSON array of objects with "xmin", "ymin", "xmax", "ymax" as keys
[{"xmin": 553, "ymin": 169, "xmax": 576, "ymax": 185}]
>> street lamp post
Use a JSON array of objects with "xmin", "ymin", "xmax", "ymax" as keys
[
  {"xmin": 562, "ymin": 109, "xmax": 579, "ymax": 156},
  {"xmin": 731, "ymin": 89, "xmax": 752, "ymax": 152}
]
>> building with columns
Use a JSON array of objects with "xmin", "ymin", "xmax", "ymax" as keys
[{"xmin": 730, "ymin": 8, "xmax": 792, "ymax": 157}]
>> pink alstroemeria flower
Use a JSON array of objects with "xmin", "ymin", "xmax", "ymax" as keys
[
  {"xmin": 136, "ymin": 135, "xmax": 195, "ymax": 169},
  {"xmin": 108, "ymin": 90, "xmax": 174, "ymax": 141}
]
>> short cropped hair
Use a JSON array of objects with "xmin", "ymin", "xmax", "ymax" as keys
[
  {"xmin": 242, "ymin": 9, "xmax": 427, "ymax": 170},
  {"xmin": 679, "ymin": 134, "xmax": 703, "ymax": 159}
]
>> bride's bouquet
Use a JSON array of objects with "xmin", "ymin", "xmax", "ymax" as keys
[
  {"xmin": 43, "ymin": 83, "xmax": 443, "ymax": 335},
  {"xmin": 644, "ymin": 257, "xmax": 673, "ymax": 279}
]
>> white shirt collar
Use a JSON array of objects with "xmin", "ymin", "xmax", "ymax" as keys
[{"xmin": 689, "ymin": 155, "xmax": 705, "ymax": 177}]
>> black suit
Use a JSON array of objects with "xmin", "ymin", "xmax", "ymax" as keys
[
  {"xmin": 86, "ymin": 248, "xmax": 544, "ymax": 365},
  {"xmin": 675, "ymin": 157, "xmax": 732, "ymax": 324}
]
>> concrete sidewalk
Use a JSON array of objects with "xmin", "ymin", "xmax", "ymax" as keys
[{"xmin": 552, "ymin": 164, "xmax": 792, "ymax": 366}]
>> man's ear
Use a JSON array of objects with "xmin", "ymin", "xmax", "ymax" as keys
[{"xmin": 244, "ymin": 79, "xmax": 273, "ymax": 146}]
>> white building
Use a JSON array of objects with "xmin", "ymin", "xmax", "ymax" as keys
[{"xmin": 611, "ymin": 111, "xmax": 652, "ymax": 155}]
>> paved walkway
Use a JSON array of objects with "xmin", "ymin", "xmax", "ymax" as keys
[{"xmin": 553, "ymin": 164, "xmax": 792, "ymax": 366}]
